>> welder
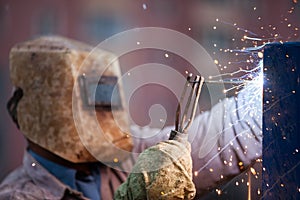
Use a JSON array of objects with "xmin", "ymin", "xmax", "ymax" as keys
[{"xmin": 0, "ymin": 36, "xmax": 262, "ymax": 200}]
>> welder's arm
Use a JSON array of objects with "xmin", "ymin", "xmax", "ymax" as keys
[
  {"xmin": 131, "ymin": 81, "xmax": 262, "ymax": 195},
  {"xmin": 188, "ymin": 82, "xmax": 262, "ymax": 195}
]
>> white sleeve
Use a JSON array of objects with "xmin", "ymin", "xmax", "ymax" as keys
[{"xmin": 190, "ymin": 82, "xmax": 262, "ymax": 194}]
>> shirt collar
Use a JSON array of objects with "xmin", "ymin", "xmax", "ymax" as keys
[{"xmin": 28, "ymin": 149, "xmax": 77, "ymax": 189}]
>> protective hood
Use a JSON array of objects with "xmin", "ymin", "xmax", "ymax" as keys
[{"xmin": 10, "ymin": 36, "xmax": 133, "ymax": 163}]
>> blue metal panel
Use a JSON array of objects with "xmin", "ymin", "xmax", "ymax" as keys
[{"xmin": 263, "ymin": 42, "xmax": 300, "ymax": 199}]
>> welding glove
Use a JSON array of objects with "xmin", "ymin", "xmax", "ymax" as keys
[{"xmin": 114, "ymin": 132, "xmax": 196, "ymax": 200}]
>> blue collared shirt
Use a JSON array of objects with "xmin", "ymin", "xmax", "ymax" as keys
[{"xmin": 28, "ymin": 149, "xmax": 101, "ymax": 200}]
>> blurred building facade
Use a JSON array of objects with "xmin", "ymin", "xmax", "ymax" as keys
[{"xmin": 0, "ymin": 0, "xmax": 299, "ymax": 199}]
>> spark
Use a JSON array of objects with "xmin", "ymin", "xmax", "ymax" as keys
[
  {"xmin": 196, "ymin": 128, "xmax": 250, "ymax": 173},
  {"xmin": 194, "ymin": 171, "xmax": 198, "ymax": 176},
  {"xmin": 263, "ymin": 93, "xmax": 294, "ymax": 113},
  {"xmin": 207, "ymin": 65, "xmax": 262, "ymax": 83},
  {"xmin": 223, "ymin": 84, "xmax": 245, "ymax": 94},
  {"xmin": 142, "ymin": 3, "xmax": 147, "ymax": 10},
  {"xmin": 250, "ymin": 167, "xmax": 257, "ymax": 175},
  {"xmin": 262, "ymin": 161, "xmax": 300, "ymax": 198},
  {"xmin": 216, "ymin": 19, "xmax": 259, "ymax": 36},
  {"xmin": 243, "ymin": 36, "xmax": 265, "ymax": 41}
]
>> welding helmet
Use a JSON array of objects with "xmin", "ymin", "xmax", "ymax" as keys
[{"xmin": 9, "ymin": 36, "xmax": 133, "ymax": 163}]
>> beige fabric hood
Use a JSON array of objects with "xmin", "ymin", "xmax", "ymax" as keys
[{"xmin": 10, "ymin": 36, "xmax": 133, "ymax": 163}]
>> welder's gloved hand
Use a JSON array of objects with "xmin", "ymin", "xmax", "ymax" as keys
[{"xmin": 114, "ymin": 132, "xmax": 196, "ymax": 200}]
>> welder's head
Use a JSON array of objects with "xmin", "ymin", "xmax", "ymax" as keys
[{"xmin": 8, "ymin": 36, "xmax": 133, "ymax": 163}]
